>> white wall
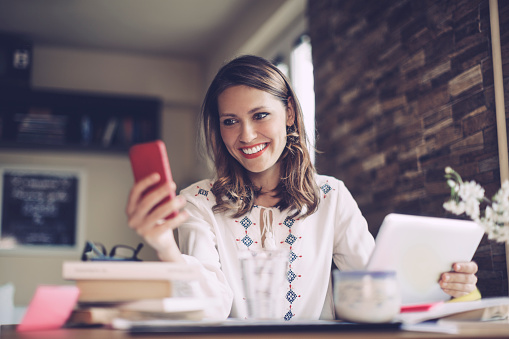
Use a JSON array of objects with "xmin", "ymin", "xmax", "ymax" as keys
[{"xmin": 0, "ymin": 46, "xmax": 205, "ymax": 306}]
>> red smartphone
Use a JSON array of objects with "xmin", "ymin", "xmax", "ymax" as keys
[{"xmin": 129, "ymin": 140, "xmax": 177, "ymax": 219}]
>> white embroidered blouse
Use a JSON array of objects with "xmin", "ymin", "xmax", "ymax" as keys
[{"xmin": 177, "ymin": 174, "xmax": 375, "ymax": 321}]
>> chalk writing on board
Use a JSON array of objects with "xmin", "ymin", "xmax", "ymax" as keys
[{"xmin": 1, "ymin": 170, "xmax": 79, "ymax": 247}]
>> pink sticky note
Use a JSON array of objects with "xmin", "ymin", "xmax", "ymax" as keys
[
  {"xmin": 400, "ymin": 301, "xmax": 444, "ymax": 313},
  {"xmin": 17, "ymin": 285, "xmax": 80, "ymax": 332}
]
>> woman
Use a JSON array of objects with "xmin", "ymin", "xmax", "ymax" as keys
[{"xmin": 126, "ymin": 55, "xmax": 478, "ymax": 320}]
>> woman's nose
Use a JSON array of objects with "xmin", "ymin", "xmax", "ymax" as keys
[{"xmin": 239, "ymin": 122, "xmax": 256, "ymax": 143}]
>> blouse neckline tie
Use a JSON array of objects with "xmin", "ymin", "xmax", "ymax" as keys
[{"xmin": 261, "ymin": 208, "xmax": 276, "ymax": 250}]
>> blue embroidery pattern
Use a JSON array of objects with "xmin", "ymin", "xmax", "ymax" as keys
[
  {"xmin": 286, "ymin": 290, "xmax": 298, "ymax": 303},
  {"xmin": 239, "ymin": 216, "xmax": 252, "ymax": 230},
  {"xmin": 289, "ymin": 251, "xmax": 298, "ymax": 263},
  {"xmin": 283, "ymin": 217, "xmax": 295, "ymax": 228},
  {"xmin": 241, "ymin": 235, "xmax": 253, "ymax": 247},
  {"xmin": 320, "ymin": 181, "xmax": 335, "ymax": 198},
  {"xmin": 278, "ymin": 216, "xmax": 301, "ymax": 321},
  {"xmin": 194, "ymin": 183, "xmax": 212, "ymax": 200},
  {"xmin": 235, "ymin": 216, "xmax": 256, "ymax": 248},
  {"xmin": 321, "ymin": 183, "xmax": 332, "ymax": 194},
  {"xmin": 285, "ymin": 234, "xmax": 297, "ymax": 245},
  {"xmin": 287, "ymin": 269, "xmax": 296, "ymax": 283},
  {"xmin": 284, "ymin": 310, "xmax": 294, "ymax": 321}
]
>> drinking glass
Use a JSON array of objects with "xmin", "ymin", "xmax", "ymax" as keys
[{"xmin": 239, "ymin": 249, "xmax": 289, "ymax": 320}]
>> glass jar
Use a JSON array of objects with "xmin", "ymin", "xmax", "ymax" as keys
[{"xmin": 333, "ymin": 270, "xmax": 401, "ymax": 323}]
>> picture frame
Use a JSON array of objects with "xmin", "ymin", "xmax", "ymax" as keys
[{"xmin": 0, "ymin": 165, "xmax": 85, "ymax": 255}]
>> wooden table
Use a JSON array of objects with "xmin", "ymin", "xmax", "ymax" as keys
[{"xmin": 3, "ymin": 322, "xmax": 509, "ymax": 339}]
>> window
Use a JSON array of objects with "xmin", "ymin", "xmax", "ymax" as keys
[{"xmin": 275, "ymin": 35, "xmax": 315, "ymax": 164}]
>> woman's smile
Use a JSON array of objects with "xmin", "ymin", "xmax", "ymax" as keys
[{"xmin": 239, "ymin": 142, "xmax": 268, "ymax": 158}]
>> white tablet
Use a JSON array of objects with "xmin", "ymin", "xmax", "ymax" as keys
[{"xmin": 366, "ymin": 213, "xmax": 484, "ymax": 306}]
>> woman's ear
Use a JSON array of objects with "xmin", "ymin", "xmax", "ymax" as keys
[{"xmin": 286, "ymin": 97, "xmax": 296, "ymax": 126}]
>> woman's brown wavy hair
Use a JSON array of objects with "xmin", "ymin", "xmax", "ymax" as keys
[{"xmin": 200, "ymin": 55, "xmax": 319, "ymax": 219}]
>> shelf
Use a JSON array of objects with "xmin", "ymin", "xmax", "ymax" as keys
[{"xmin": 0, "ymin": 87, "xmax": 162, "ymax": 153}]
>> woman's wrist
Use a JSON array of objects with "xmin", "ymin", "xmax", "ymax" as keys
[{"xmin": 157, "ymin": 245, "xmax": 185, "ymax": 263}]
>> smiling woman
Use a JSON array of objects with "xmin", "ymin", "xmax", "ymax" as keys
[
  {"xmin": 201, "ymin": 55, "xmax": 316, "ymax": 219},
  {"xmin": 125, "ymin": 55, "xmax": 479, "ymax": 321}
]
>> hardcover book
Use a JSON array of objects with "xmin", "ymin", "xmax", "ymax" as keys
[
  {"xmin": 75, "ymin": 279, "xmax": 173, "ymax": 302},
  {"xmin": 62, "ymin": 261, "xmax": 200, "ymax": 281}
]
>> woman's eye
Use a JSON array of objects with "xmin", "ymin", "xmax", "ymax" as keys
[
  {"xmin": 254, "ymin": 112, "xmax": 269, "ymax": 120},
  {"xmin": 222, "ymin": 118, "xmax": 236, "ymax": 126}
]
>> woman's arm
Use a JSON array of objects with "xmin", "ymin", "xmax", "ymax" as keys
[
  {"xmin": 125, "ymin": 175, "xmax": 233, "ymax": 319},
  {"xmin": 332, "ymin": 180, "xmax": 375, "ymax": 270},
  {"xmin": 125, "ymin": 172, "xmax": 188, "ymax": 262},
  {"xmin": 177, "ymin": 195, "xmax": 234, "ymax": 319}
]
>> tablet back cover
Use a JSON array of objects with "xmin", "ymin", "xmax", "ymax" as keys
[{"xmin": 366, "ymin": 213, "xmax": 483, "ymax": 305}]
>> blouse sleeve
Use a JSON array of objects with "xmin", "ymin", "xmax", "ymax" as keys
[
  {"xmin": 332, "ymin": 180, "xmax": 375, "ymax": 270},
  {"xmin": 177, "ymin": 197, "xmax": 234, "ymax": 320}
]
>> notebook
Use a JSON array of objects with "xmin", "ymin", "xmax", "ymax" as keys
[{"xmin": 366, "ymin": 213, "xmax": 484, "ymax": 306}]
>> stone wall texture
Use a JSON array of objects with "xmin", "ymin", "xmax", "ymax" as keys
[{"xmin": 308, "ymin": 0, "xmax": 509, "ymax": 297}]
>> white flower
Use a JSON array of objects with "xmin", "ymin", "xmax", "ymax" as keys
[
  {"xmin": 443, "ymin": 200, "xmax": 466, "ymax": 215},
  {"xmin": 464, "ymin": 200, "xmax": 481, "ymax": 220},
  {"xmin": 458, "ymin": 180, "xmax": 485, "ymax": 202},
  {"xmin": 493, "ymin": 181, "xmax": 509, "ymax": 207},
  {"xmin": 443, "ymin": 167, "xmax": 509, "ymax": 244}
]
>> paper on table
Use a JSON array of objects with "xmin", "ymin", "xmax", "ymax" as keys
[
  {"xmin": 17, "ymin": 285, "xmax": 80, "ymax": 332},
  {"xmin": 395, "ymin": 297, "xmax": 509, "ymax": 325}
]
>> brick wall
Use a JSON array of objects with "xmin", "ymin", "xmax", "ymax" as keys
[{"xmin": 308, "ymin": 0, "xmax": 508, "ymax": 297}]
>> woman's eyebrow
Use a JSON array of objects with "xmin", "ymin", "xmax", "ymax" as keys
[
  {"xmin": 219, "ymin": 106, "xmax": 268, "ymax": 117},
  {"xmin": 247, "ymin": 106, "xmax": 267, "ymax": 114},
  {"xmin": 219, "ymin": 112, "xmax": 236, "ymax": 118}
]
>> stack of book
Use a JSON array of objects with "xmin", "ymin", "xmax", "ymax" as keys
[
  {"xmin": 62, "ymin": 261, "xmax": 206, "ymax": 326},
  {"xmin": 15, "ymin": 110, "xmax": 67, "ymax": 145}
]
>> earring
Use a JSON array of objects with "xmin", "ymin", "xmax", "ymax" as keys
[{"xmin": 286, "ymin": 125, "xmax": 298, "ymax": 144}]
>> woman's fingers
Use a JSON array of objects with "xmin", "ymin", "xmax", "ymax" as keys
[
  {"xmin": 440, "ymin": 286, "xmax": 476, "ymax": 298},
  {"xmin": 141, "ymin": 209, "xmax": 189, "ymax": 241},
  {"xmin": 440, "ymin": 273, "xmax": 477, "ymax": 286},
  {"xmin": 441, "ymin": 268, "xmax": 478, "ymax": 284},
  {"xmin": 453, "ymin": 261, "xmax": 478, "ymax": 274},
  {"xmin": 134, "ymin": 195, "xmax": 187, "ymax": 236},
  {"xmin": 127, "ymin": 181, "xmax": 177, "ymax": 230},
  {"xmin": 126, "ymin": 173, "xmax": 160, "ymax": 216},
  {"xmin": 439, "ymin": 261, "xmax": 478, "ymax": 297}
]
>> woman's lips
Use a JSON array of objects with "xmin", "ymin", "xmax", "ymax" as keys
[{"xmin": 239, "ymin": 143, "xmax": 268, "ymax": 159}]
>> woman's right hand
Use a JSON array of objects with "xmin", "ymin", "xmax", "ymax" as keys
[{"xmin": 126, "ymin": 173, "xmax": 189, "ymax": 262}]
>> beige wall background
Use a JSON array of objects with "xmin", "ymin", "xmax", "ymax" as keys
[
  {"xmin": 0, "ymin": 47, "xmax": 204, "ymax": 305},
  {"xmin": 0, "ymin": 0, "xmax": 307, "ymax": 307}
]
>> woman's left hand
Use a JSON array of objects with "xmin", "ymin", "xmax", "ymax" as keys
[{"xmin": 439, "ymin": 261, "xmax": 478, "ymax": 298}]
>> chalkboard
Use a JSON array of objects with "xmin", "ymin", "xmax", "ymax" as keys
[{"xmin": 0, "ymin": 166, "xmax": 83, "ymax": 250}]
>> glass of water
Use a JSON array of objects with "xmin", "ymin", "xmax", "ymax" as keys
[{"xmin": 239, "ymin": 249, "xmax": 289, "ymax": 320}]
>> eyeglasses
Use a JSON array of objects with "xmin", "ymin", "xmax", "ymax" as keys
[{"xmin": 81, "ymin": 241, "xmax": 144, "ymax": 261}]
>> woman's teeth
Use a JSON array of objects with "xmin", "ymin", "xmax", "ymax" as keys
[{"xmin": 242, "ymin": 143, "xmax": 267, "ymax": 154}]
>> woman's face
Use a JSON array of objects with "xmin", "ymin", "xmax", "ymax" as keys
[{"xmin": 217, "ymin": 85, "xmax": 294, "ymax": 177}]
